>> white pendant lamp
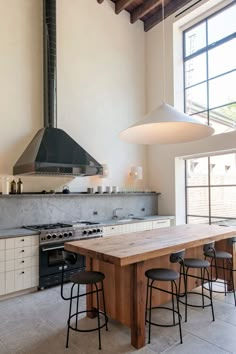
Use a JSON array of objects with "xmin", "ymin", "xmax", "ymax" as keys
[
  {"xmin": 119, "ymin": 1, "xmax": 215, "ymax": 145},
  {"xmin": 120, "ymin": 102, "xmax": 215, "ymax": 144}
]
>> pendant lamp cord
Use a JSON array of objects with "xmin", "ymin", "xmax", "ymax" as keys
[{"xmin": 162, "ymin": 0, "xmax": 166, "ymax": 102}]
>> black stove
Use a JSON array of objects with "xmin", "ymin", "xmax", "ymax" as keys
[{"xmin": 24, "ymin": 221, "xmax": 103, "ymax": 244}]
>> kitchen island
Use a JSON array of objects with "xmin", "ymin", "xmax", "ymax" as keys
[{"xmin": 65, "ymin": 224, "xmax": 236, "ymax": 349}]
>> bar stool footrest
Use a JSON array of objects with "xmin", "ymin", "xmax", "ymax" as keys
[
  {"xmin": 68, "ymin": 310, "xmax": 109, "ymax": 333},
  {"xmin": 179, "ymin": 291, "xmax": 212, "ymax": 308},
  {"xmin": 146, "ymin": 306, "xmax": 182, "ymax": 328}
]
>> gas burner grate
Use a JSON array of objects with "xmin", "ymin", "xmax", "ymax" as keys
[{"xmin": 24, "ymin": 223, "xmax": 73, "ymax": 230}]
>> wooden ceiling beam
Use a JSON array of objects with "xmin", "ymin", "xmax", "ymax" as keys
[
  {"xmin": 115, "ymin": 0, "xmax": 134, "ymax": 14},
  {"xmin": 144, "ymin": 0, "xmax": 193, "ymax": 32},
  {"xmin": 131, "ymin": 0, "xmax": 161, "ymax": 24}
]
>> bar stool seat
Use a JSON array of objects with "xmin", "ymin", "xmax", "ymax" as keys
[
  {"xmin": 183, "ymin": 258, "xmax": 210, "ymax": 268},
  {"xmin": 145, "ymin": 268, "xmax": 179, "ymax": 281},
  {"xmin": 71, "ymin": 271, "xmax": 105, "ymax": 284},
  {"xmin": 204, "ymin": 250, "xmax": 232, "ymax": 259}
]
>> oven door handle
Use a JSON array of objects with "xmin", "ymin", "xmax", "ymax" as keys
[{"xmin": 41, "ymin": 245, "xmax": 64, "ymax": 252}]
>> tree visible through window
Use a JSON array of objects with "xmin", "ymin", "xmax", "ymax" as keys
[{"xmin": 183, "ymin": 2, "xmax": 236, "ymax": 134}]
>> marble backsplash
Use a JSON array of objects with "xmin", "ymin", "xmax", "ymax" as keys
[{"xmin": 0, "ymin": 193, "xmax": 158, "ymax": 229}]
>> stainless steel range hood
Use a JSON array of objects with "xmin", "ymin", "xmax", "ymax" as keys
[{"xmin": 13, "ymin": 0, "xmax": 103, "ymax": 177}]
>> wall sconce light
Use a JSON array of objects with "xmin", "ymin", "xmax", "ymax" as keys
[
  {"xmin": 100, "ymin": 164, "xmax": 109, "ymax": 178},
  {"xmin": 130, "ymin": 166, "xmax": 143, "ymax": 180}
]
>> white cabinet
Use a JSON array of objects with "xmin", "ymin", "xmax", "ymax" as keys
[
  {"xmin": 0, "ymin": 234, "xmax": 39, "ymax": 296},
  {"xmin": 152, "ymin": 219, "xmax": 171, "ymax": 229},
  {"xmin": 103, "ymin": 218, "xmax": 170, "ymax": 237}
]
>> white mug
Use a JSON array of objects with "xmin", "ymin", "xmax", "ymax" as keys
[
  {"xmin": 112, "ymin": 186, "xmax": 118, "ymax": 193},
  {"xmin": 97, "ymin": 186, "xmax": 104, "ymax": 194},
  {"xmin": 106, "ymin": 186, "xmax": 111, "ymax": 193},
  {"xmin": 1, "ymin": 176, "xmax": 9, "ymax": 195}
]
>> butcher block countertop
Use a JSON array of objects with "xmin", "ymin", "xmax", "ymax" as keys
[{"xmin": 65, "ymin": 224, "xmax": 236, "ymax": 267}]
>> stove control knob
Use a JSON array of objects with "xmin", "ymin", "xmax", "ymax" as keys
[
  {"xmin": 88, "ymin": 230, "xmax": 92, "ymax": 235},
  {"xmin": 58, "ymin": 234, "xmax": 63, "ymax": 239},
  {"xmin": 97, "ymin": 229, "xmax": 100, "ymax": 233},
  {"xmin": 52, "ymin": 234, "xmax": 57, "ymax": 239},
  {"xmin": 83, "ymin": 230, "xmax": 87, "ymax": 235},
  {"xmin": 68, "ymin": 232, "xmax": 73, "ymax": 237},
  {"xmin": 64, "ymin": 232, "xmax": 68, "ymax": 238},
  {"xmin": 93, "ymin": 229, "xmax": 97, "ymax": 233},
  {"xmin": 47, "ymin": 234, "xmax": 52, "ymax": 240}
]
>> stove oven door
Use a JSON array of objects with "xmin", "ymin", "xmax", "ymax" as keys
[{"xmin": 39, "ymin": 242, "xmax": 85, "ymax": 288}]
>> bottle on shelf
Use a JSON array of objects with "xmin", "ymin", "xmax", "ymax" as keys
[
  {"xmin": 10, "ymin": 179, "xmax": 17, "ymax": 194},
  {"xmin": 17, "ymin": 178, "xmax": 23, "ymax": 194}
]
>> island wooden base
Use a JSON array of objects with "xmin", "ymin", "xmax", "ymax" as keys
[{"xmin": 85, "ymin": 241, "xmax": 234, "ymax": 349}]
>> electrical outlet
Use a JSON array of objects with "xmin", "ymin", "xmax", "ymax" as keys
[{"xmin": 93, "ymin": 211, "xmax": 98, "ymax": 215}]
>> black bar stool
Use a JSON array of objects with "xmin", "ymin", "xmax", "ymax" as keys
[
  {"xmin": 203, "ymin": 238, "xmax": 236, "ymax": 305},
  {"xmin": 145, "ymin": 250, "xmax": 184, "ymax": 345},
  {"xmin": 61, "ymin": 251, "xmax": 108, "ymax": 350},
  {"xmin": 178, "ymin": 245, "xmax": 215, "ymax": 322}
]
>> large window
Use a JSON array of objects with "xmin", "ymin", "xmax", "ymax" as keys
[
  {"xmin": 185, "ymin": 153, "xmax": 236, "ymax": 226},
  {"xmin": 183, "ymin": 3, "xmax": 236, "ymax": 134}
]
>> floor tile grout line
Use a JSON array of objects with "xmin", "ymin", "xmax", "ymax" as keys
[
  {"xmin": 0, "ymin": 338, "xmax": 10, "ymax": 354},
  {"xmin": 183, "ymin": 328, "xmax": 234, "ymax": 354}
]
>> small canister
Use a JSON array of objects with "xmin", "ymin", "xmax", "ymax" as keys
[
  {"xmin": 1, "ymin": 176, "xmax": 9, "ymax": 195},
  {"xmin": 97, "ymin": 186, "xmax": 104, "ymax": 194},
  {"xmin": 112, "ymin": 186, "xmax": 118, "ymax": 193},
  {"xmin": 106, "ymin": 186, "xmax": 111, "ymax": 194}
]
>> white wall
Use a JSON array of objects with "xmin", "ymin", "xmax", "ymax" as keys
[
  {"xmin": 146, "ymin": 0, "xmax": 236, "ymax": 222},
  {"xmin": 0, "ymin": 0, "xmax": 147, "ymax": 193}
]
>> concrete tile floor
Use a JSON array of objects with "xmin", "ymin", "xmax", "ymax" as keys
[{"xmin": 0, "ymin": 283, "xmax": 236, "ymax": 354}]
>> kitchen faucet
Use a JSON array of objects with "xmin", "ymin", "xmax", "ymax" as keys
[{"xmin": 112, "ymin": 208, "xmax": 123, "ymax": 220}]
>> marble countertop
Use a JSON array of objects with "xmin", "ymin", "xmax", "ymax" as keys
[
  {"xmin": 98, "ymin": 215, "xmax": 174, "ymax": 227},
  {"xmin": 0, "ymin": 228, "xmax": 39, "ymax": 238},
  {"xmin": 0, "ymin": 215, "xmax": 174, "ymax": 239}
]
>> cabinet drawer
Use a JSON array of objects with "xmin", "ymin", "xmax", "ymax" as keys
[
  {"xmin": 0, "ymin": 272, "xmax": 5, "ymax": 295},
  {"xmin": 15, "ymin": 237, "xmax": 32, "ymax": 248},
  {"xmin": 0, "ymin": 239, "xmax": 5, "ymax": 251},
  {"xmin": 0, "ymin": 261, "xmax": 5, "ymax": 273},
  {"xmin": 6, "ymin": 238, "xmax": 15, "ymax": 249},
  {"xmin": 0, "ymin": 250, "xmax": 5, "ymax": 262},
  {"xmin": 5, "ymin": 259, "xmax": 14, "ymax": 272},
  {"xmin": 152, "ymin": 219, "xmax": 170, "ymax": 229},
  {"xmin": 103, "ymin": 225, "xmax": 123, "ymax": 236},
  {"xmin": 5, "ymin": 249, "xmax": 15, "ymax": 260},
  {"xmin": 14, "ymin": 247, "xmax": 32, "ymax": 259},
  {"xmin": 5, "ymin": 271, "xmax": 14, "ymax": 294},
  {"xmin": 15, "ymin": 257, "xmax": 38, "ymax": 269}
]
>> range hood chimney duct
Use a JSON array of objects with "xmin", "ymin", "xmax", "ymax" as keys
[
  {"xmin": 13, "ymin": 0, "xmax": 103, "ymax": 177},
  {"xmin": 43, "ymin": 0, "xmax": 57, "ymax": 129}
]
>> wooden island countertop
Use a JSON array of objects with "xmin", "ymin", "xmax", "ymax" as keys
[
  {"xmin": 65, "ymin": 224, "xmax": 236, "ymax": 349},
  {"xmin": 65, "ymin": 224, "xmax": 236, "ymax": 266}
]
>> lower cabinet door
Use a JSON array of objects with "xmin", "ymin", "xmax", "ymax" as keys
[
  {"xmin": 5, "ymin": 271, "xmax": 15, "ymax": 294},
  {"xmin": 14, "ymin": 269, "xmax": 24, "ymax": 291},
  {"xmin": 0, "ymin": 272, "xmax": 5, "ymax": 295}
]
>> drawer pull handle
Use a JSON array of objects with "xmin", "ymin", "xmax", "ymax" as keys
[
  {"xmin": 22, "ymin": 250, "xmax": 24, "ymax": 253},
  {"xmin": 22, "ymin": 271, "xmax": 24, "ymax": 274},
  {"xmin": 21, "ymin": 239, "xmax": 24, "ymax": 241},
  {"xmin": 22, "ymin": 260, "xmax": 24, "ymax": 263}
]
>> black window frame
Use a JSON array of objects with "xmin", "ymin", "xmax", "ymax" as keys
[{"xmin": 183, "ymin": 2, "xmax": 236, "ymax": 130}]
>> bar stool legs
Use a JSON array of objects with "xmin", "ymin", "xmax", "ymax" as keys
[{"xmin": 145, "ymin": 269, "xmax": 183, "ymax": 345}]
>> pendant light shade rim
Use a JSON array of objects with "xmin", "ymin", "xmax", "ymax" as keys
[{"xmin": 120, "ymin": 103, "xmax": 215, "ymax": 145}]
